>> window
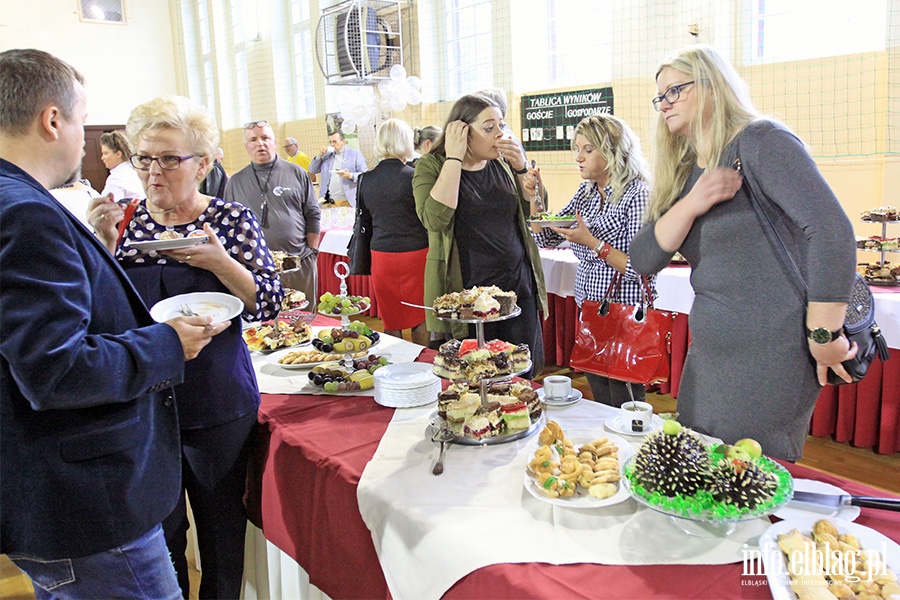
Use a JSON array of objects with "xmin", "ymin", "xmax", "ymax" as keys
[
  {"xmin": 289, "ymin": 0, "xmax": 316, "ymax": 119},
  {"xmin": 544, "ymin": 0, "xmax": 611, "ymax": 87},
  {"xmin": 445, "ymin": 0, "xmax": 493, "ymax": 98},
  {"xmin": 750, "ymin": 0, "xmax": 887, "ymax": 63}
]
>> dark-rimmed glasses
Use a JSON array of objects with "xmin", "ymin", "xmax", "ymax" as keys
[
  {"xmin": 651, "ymin": 81, "xmax": 695, "ymax": 112},
  {"xmin": 130, "ymin": 154, "xmax": 196, "ymax": 170},
  {"xmin": 244, "ymin": 120, "xmax": 269, "ymax": 129}
]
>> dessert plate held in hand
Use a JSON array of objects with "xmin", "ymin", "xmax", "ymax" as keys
[
  {"xmin": 536, "ymin": 387, "xmax": 583, "ymax": 407},
  {"xmin": 523, "ymin": 430, "xmax": 634, "ymax": 508},
  {"xmin": 604, "ymin": 414, "xmax": 663, "ymax": 437},
  {"xmin": 772, "ymin": 479, "xmax": 861, "ymax": 522},
  {"xmin": 129, "ymin": 235, "xmax": 209, "ymax": 252},
  {"xmin": 150, "ymin": 292, "xmax": 242, "ymax": 325},
  {"xmin": 527, "ymin": 218, "xmax": 577, "ymax": 228}
]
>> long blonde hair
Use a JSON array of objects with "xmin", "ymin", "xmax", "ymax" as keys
[
  {"xmin": 648, "ymin": 44, "xmax": 758, "ymax": 221},
  {"xmin": 572, "ymin": 113, "xmax": 649, "ymax": 205}
]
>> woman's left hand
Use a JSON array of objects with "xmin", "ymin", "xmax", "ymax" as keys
[
  {"xmin": 550, "ymin": 212, "xmax": 597, "ymax": 248},
  {"xmin": 163, "ymin": 223, "xmax": 227, "ymax": 272},
  {"xmin": 809, "ymin": 336, "xmax": 858, "ymax": 385},
  {"xmin": 497, "ymin": 136, "xmax": 526, "ymax": 173}
]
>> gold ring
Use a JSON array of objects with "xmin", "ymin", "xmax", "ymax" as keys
[{"xmin": 100, "ymin": 214, "xmax": 107, "ymax": 220}]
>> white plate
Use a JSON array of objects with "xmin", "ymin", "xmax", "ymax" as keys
[
  {"xmin": 537, "ymin": 387, "xmax": 583, "ymax": 407},
  {"xmin": 527, "ymin": 219, "xmax": 577, "ymax": 228},
  {"xmin": 759, "ymin": 517, "xmax": 900, "ymax": 600},
  {"xmin": 773, "ymin": 479, "xmax": 861, "ymax": 522},
  {"xmin": 523, "ymin": 430, "xmax": 634, "ymax": 508},
  {"xmin": 150, "ymin": 292, "xmax": 242, "ymax": 325},
  {"xmin": 129, "ymin": 235, "xmax": 209, "ymax": 252},
  {"xmin": 603, "ymin": 413, "xmax": 663, "ymax": 437},
  {"xmin": 373, "ymin": 362, "xmax": 437, "ymax": 388}
]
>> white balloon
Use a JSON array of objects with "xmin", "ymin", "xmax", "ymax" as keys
[
  {"xmin": 389, "ymin": 64, "xmax": 407, "ymax": 81},
  {"xmin": 406, "ymin": 75, "xmax": 422, "ymax": 91},
  {"xmin": 407, "ymin": 89, "xmax": 423, "ymax": 105},
  {"xmin": 353, "ymin": 105, "xmax": 367, "ymax": 119},
  {"xmin": 390, "ymin": 98, "xmax": 407, "ymax": 112},
  {"xmin": 377, "ymin": 79, "xmax": 393, "ymax": 93},
  {"xmin": 356, "ymin": 113, "xmax": 370, "ymax": 126},
  {"xmin": 341, "ymin": 120, "xmax": 356, "ymax": 134}
]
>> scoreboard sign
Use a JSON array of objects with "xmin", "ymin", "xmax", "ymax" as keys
[{"xmin": 520, "ymin": 87, "xmax": 614, "ymax": 152}]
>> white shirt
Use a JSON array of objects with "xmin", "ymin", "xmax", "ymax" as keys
[
  {"xmin": 50, "ymin": 180, "xmax": 101, "ymax": 229},
  {"xmin": 328, "ymin": 151, "xmax": 347, "ymax": 200},
  {"xmin": 101, "ymin": 161, "xmax": 144, "ymax": 201}
]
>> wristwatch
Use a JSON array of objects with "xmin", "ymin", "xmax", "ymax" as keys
[{"xmin": 806, "ymin": 326, "xmax": 843, "ymax": 345}]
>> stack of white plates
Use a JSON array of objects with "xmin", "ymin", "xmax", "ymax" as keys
[{"xmin": 373, "ymin": 362, "xmax": 441, "ymax": 408}]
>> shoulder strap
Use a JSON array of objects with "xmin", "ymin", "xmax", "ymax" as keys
[{"xmin": 735, "ymin": 135, "xmax": 808, "ymax": 301}]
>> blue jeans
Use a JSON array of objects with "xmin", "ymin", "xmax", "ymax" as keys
[{"xmin": 9, "ymin": 524, "xmax": 181, "ymax": 600}]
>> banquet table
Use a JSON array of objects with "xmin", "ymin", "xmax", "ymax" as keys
[
  {"xmin": 538, "ymin": 247, "xmax": 900, "ymax": 455},
  {"xmin": 244, "ymin": 323, "xmax": 900, "ymax": 600}
]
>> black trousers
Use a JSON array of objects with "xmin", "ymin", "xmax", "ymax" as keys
[
  {"xmin": 585, "ymin": 373, "xmax": 645, "ymax": 408},
  {"xmin": 163, "ymin": 411, "xmax": 257, "ymax": 600},
  {"xmin": 470, "ymin": 292, "xmax": 545, "ymax": 379}
]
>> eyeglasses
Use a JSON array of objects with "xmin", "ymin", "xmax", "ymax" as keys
[
  {"xmin": 130, "ymin": 154, "xmax": 196, "ymax": 170},
  {"xmin": 651, "ymin": 81, "xmax": 695, "ymax": 111},
  {"xmin": 244, "ymin": 120, "xmax": 269, "ymax": 129}
]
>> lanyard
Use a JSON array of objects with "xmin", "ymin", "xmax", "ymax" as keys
[{"xmin": 251, "ymin": 164, "xmax": 274, "ymax": 227}]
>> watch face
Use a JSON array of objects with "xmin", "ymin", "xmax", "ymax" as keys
[{"xmin": 810, "ymin": 328, "xmax": 833, "ymax": 344}]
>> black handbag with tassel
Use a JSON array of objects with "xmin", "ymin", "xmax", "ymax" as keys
[{"xmin": 736, "ymin": 142, "xmax": 889, "ymax": 385}]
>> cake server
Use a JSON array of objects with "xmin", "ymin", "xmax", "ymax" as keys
[
  {"xmin": 432, "ymin": 425, "xmax": 454, "ymax": 476},
  {"xmin": 791, "ymin": 491, "xmax": 900, "ymax": 512}
]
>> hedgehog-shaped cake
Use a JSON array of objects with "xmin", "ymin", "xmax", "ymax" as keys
[
  {"xmin": 708, "ymin": 457, "xmax": 779, "ymax": 510},
  {"xmin": 632, "ymin": 423, "xmax": 709, "ymax": 496}
]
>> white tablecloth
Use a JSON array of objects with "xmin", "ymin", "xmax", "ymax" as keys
[
  {"xmin": 539, "ymin": 247, "xmax": 899, "ymax": 348},
  {"xmin": 357, "ymin": 401, "xmax": 763, "ymax": 600},
  {"xmin": 318, "ymin": 228, "xmax": 352, "ymax": 256}
]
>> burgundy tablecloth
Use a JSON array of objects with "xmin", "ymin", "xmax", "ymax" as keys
[
  {"xmin": 543, "ymin": 294, "xmax": 900, "ymax": 454},
  {"xmin": 246, "ymin": 332, "xmax": 900, "ymax": 599}
]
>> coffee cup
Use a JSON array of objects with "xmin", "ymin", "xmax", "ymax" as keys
[
  {"xmin": 542, "ymin": 375, "xmax": 571, "ymax": 401},
  {"xmin": 621, "ymin": 401, "xmax": 654, "ymax": 433}
]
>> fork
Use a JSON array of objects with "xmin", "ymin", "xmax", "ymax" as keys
[{"xmin": 180, "ymin": 303, "xmax": 199, "ymax": 317}]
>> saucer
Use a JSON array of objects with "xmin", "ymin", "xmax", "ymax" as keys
[
  {"xmin": 603, "ymin": 414, "xmax": 663, "ymax": 436},
  {"xmin": 536, "ymin": 387, "xmax": 583, "ymax": 407}
]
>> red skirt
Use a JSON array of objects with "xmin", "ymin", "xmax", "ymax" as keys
[{"xmin": 370, "ymin": 247, "xmax": 428, "ymax": 330}]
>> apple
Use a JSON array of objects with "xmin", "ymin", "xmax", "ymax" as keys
[
  {"xmin": 724, "ymin": 445, "xmax": 752, "ymax": 462},
  {"xmin": 662, "ymin": 420, "xmax": 682, "ymax": 435},
  {"xmin": 734, "ymin": 438, "xmax": 763, "ymax": 459}
]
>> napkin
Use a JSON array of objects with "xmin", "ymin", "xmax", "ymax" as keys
[
  {"xmin": 251, "ymin": 331, "xmax": 426, "ymax": 396},
  {"xmin": 357, "ymin": 401, "xmax": 769, "ymax": 600}
]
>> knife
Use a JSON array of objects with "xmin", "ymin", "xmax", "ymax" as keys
[{"xmin": 791, "ymin": 491, "xmax": 900, "ymax": 512}]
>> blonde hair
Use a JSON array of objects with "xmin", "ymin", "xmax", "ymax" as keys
[
  {"xmin": 375, "ymin": 118, "xmax": 415, "ymax": 161},
  {"xmin": 648, "ymin": 44, "xmax": 759, "ymax": 221},
  {"xmin": 572, "ymin": 113, "xmax": 649, "ymax": 205},
  {"xmin": 125, "ymin": 95, "xmax": 219, "ymax": 160}
]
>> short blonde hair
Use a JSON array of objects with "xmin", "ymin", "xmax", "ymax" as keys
[
  {"xmin": 374, "ymin": 118, "xmax": 414, "ymax": 161},
  {"xmin": 572, "ymin": 113, "xmax": 649, "ymax": 205},
  {"xmin": 126, "ymin": 95, "xmax": 219, "ymax": 160}
]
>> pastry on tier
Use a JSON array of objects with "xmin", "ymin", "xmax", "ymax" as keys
[
  {"xmin": 281, "ymin": 288, "xmax": 307, "ymax": 310},
  {"xmin": 437, "ymin": 380, "xmax": 542, "ymax": 439},
  {"xmin": 433, "ymin": 286, "xmax": 518, "ymax": 319},
  {"xmin": 861, "ymin": 205, "xmax": 898, "ymax": 222},
  {"xmin": 433, "ymin": 338, "xmax": 531, "ymax": 382}
]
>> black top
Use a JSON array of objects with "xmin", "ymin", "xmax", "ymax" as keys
[
  {"xmin": 455, "ymin": 161, "xmax": 532, "ymax": 296},
  {"xmin": 358, "ymin": 158, "xmax": 428, "ymax": 253}
]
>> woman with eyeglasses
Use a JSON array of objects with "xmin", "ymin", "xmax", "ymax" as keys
[
  {"xmin": 413, "ymin": 93, "xmax": 547, "ymax": 375},
  {"xmin": 630, "ymin": 44, "xmax": 857, "ymax": 461},
  {"xmin": 99, "ymin": 130, "xmax": 144, "ymax": 201},
  {"xmin": 530, "ymin": 114, "xmax": 653, "ymax": 407},
  {"xmin": 87, "ymin": 96, "xmax": 282, "ymax": 599}
]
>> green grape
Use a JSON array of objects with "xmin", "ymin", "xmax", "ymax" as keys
[{"xmin": 341, "ymin": 298, "xmax": 352, "ymax": 308}]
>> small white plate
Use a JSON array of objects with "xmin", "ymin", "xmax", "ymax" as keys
[
  {"xmin": 760, "ymin": 517, "xmax": 899, "ymax": 600},
  {"xmin": 373, "ymin": 362, "xmax": 437, "ymax": 388},
  {"xmin": 523, "ymin": 429, "xmax": 634, "ymax": 508},
  {"xmin": 527, "ymin": 219, "xmax": 577, "ymax": 228},
  {"xmin": 773, "ymin": 479, "xmax": 861, "ymax": 522},
  {"xmin": 129, "ymin": 235, "xmax": 209, "ymax": 252},
  {"xmin": 603, "ymin": 414, "xmax": 663, "ymax": 437},
  {"xmin": 150, "ymin": 292, "xmax": 242, "ymax": 325},
  {"xmin": 537, "ymin": 387, "xmax": 583, "ymax": 407}
]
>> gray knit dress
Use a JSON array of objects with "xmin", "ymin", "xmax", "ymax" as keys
[{"xmin": 631, "ymin": 119, "xmax": 856, "ymax": 461}]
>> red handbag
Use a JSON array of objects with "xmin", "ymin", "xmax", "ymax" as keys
[{"xmin": 569, "ymin": 274, "xmax": 675, "ymax": 385}]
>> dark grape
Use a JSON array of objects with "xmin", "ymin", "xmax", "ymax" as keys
[
  {"xmin": 308, "ymin": 371, "xmax": 316, "ymax": 381},
  {"xmin": 313, "ymin": 375, "xmax": 323, "ymax": 386},
  {"xmin": 321, "ymin": 343, "xmax": 333, "ymax": 353}
]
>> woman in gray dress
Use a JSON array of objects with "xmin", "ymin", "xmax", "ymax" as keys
[{"xmin": 630, "ymin": 44, "xmax": 858, "ymax": 461}]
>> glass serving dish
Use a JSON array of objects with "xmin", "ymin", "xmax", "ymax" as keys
[{"xmin": 621, "ymin": 455, "xmax": 794, "ymax": 537}]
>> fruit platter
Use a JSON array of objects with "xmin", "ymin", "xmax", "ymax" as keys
[
  {"xmin": 317, "ymin": 292, "xmax": 371, "ymax": 317},
  {"xmin": 243, "ymin": 317, "xmax": 312, "ymax": 352},
  {"xmin": 622, "ymin": 420, "xmax": 793, "ymax": 535},
  {"xmin": 310, "ymin": 321, "xmax": 380, "ymax": 354},
  {"xmin": 306, "ymin": 354, "xmax": 390, "ymax": 392}
]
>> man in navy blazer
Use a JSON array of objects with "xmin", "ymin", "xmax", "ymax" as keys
[
  {"xmin": 0, "ymin": 49, "xmax": 228, "ymax": 599},
  {"xmin": 308, "ymin": 130, "xmax": 368, "ymax": 207}
]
